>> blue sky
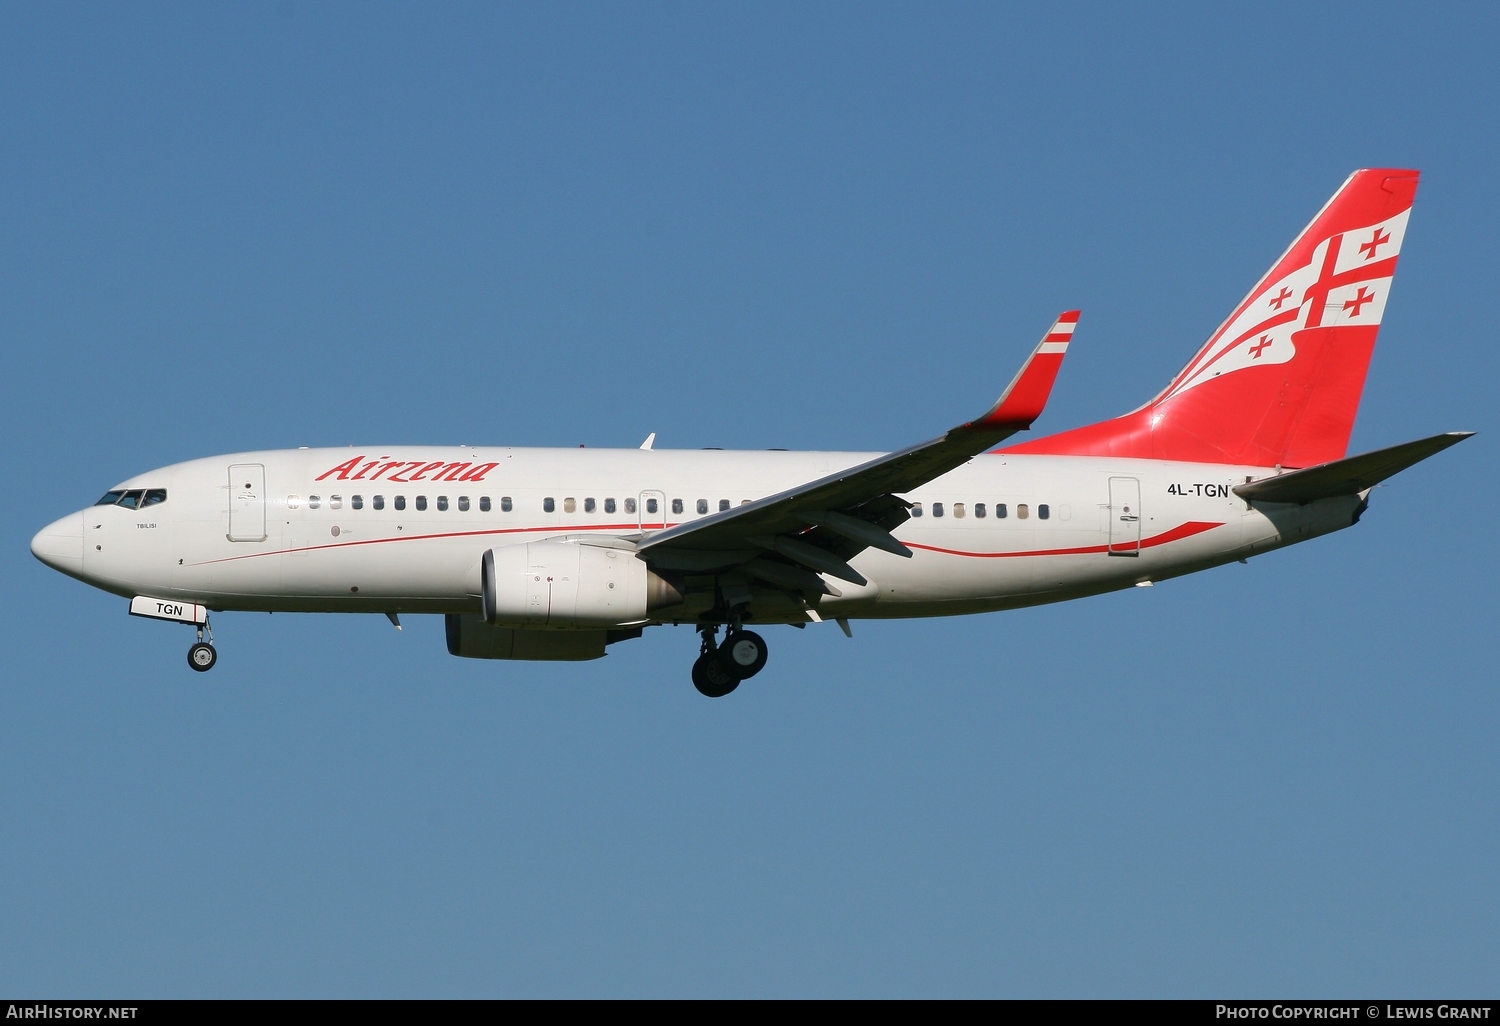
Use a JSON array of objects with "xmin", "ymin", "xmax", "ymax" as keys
[{"xmin": 2, "ymin": 2, "xmax": 1496, "ymax": 997}]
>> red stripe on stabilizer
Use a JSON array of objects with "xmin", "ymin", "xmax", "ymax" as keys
[
  {"xmin": 904, "ymin": 520, "xmax": 1222, "ymax": 559},
  {"xmin": 1056, "ymin": 310, "xmax": 1080, "ymax": 324}
]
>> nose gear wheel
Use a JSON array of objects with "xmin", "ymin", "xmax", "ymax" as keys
[
  {"xmin": 188, "ymin": 642, "xmax": 217, "ymax": 671},
  {"xmin": 187, "ymin": 617, "xmax": 217, "ymax": 672}
]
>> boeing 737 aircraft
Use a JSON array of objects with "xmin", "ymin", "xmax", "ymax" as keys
[{"xmin": 31, "ymin": 168, "xmax": 1470, "ymax": 696}]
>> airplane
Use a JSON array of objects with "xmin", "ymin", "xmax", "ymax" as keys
[{"xmin": 30, "ymin": 168, "xmax": 1471, "ymax": 697}]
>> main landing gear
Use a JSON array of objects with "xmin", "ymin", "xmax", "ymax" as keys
[
  {"xmin": 187, "ymin": 618, "xmax": 217, "ymax": 672},
  {"xmin": 691, "ymin": 623, "xmax": 768, "ymax": 698}
]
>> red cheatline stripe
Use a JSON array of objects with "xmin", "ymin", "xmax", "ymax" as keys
[
  {"xmin": 190, "ymin": 522, "xmax": 655, "ymax": 566},
  {"xmin": 193, "ymin": 518, "xmax": 1223, "ymax": 568},
  {"xmin": 904, "ymin": 520, "xmax": 1223, "ymax": 559}
]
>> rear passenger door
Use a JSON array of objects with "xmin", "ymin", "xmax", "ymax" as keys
[{"xmin": 1108, "ymin": 477, "xmax": 1141, "ymax": 556}]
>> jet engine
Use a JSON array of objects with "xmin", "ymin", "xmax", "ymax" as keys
[
  {"xmin": 445, "ymin": 615, "xmax": 608, "ymax": 660},
  {"xmin": 481, "ymin": 539, "xmax": 682, "ymax": 629}
]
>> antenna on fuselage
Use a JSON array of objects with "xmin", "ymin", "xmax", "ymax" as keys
[{"xmin": 639, "ymin": 432, "xmax": 656, "ymax": 450}]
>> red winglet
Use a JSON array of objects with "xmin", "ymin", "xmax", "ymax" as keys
[{"xmin": 970, "ymin": 310, "xmax": 1078, "ymax": 428}]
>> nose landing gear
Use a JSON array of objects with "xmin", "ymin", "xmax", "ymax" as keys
[
  {"xmin": 690, "ymin": 623, "xmax": 768, "ymax": 698},
  {"xmin": 187, "ymin": 619, "xmax": 217, "ymax": 672}
]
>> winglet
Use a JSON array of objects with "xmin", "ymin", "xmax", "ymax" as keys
[{"xmin": 969, "ymin": 311, "xmax": 1078, "ymax": 429}]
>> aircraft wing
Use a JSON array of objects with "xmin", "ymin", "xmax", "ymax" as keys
[{"xmin": 637, "ymin": 312, "xmax": 1078, "ymax": 591}]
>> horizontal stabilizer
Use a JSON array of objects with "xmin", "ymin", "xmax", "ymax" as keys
[{"xmin": 1234, "ymin": 431, "xmax": 1473, "ymax": 504}]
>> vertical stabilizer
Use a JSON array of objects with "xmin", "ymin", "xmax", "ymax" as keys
[{"xmin": 1005, "ymin": 169, "xmax": 1420, "ymax": 467}]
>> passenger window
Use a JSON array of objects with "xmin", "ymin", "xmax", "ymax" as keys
[
  {"xmin": 1017, "ymin": 503, "xmax": 1029, "ymax": 519},
  {"xmin": 330, "ymin": 495, "xmax": 342, "ymax": 510},
  {"xmin": 288, "ymin": 495, "xmax": 302, "ymax": 509},
  {"xmin": 996, "ymin": 503, "xmax": 1007, "ymax": 519},
  {"xmin": 584, "ymin": 497, "xmax": 596, "ymax": 513},
  {"xmin": 479, "ymin": 496, "xmax": 490, "ymax": 512},
  {"xmin": 372, "ymin": 495, "xmax": 384, "ymax": 510},
  {"xmin": 458, "ymin": 496, "xmax": 470, "ymax": 512},
  {"xmin": 975, "ymin": 503, "xmax": 986, "ymax": 518},
  {"xmin": 604, "ymin": 498, "xmax": 616, "ymax": 514},
  {"xmin": 696, "ymin": 499, "xmax": 708, "ymax": 515},
  {"xmin": 500, "ymin": 496, "xmax": 512, "ymax": 512},
  {"xmin": 719, "ymin": 499, "xmax": 730, "ymax": 512},
  {"xmin": 143, "ymin": 489, "xmax": 167, "ymax": 507},
  {"xmin": 95, "ymin": 491, "xmax": 126, "ymax": 506},
  {"xmin": 117, "ymin": 489, "xmax": 145, "ymax": 509},
  {"xmin": 671, "ymin": 498, "xmax": 683, "ymax": 515},
  {"xmin": 646, "ymin": 498, "xmax": 659, "ymax": 514},
  {"xmin": 953, "ymin": 502, "xmax": 965, "ymax": 519},
  {"xmin": 911, "ymin": 502, "xmax": 923, "ymax": 517},
  {"xmin": 309, "ymin": 495, "xmax": 321, "ymax": 510},
  {"xmin": 625, "ymin": 497, "xmax": 637, "ymax": 514},
  {"xmin": 1039, "ymin": 504, "xmax": 1050, "ymax": 520},
  {"xmin": 394, "ymin": 495, "xmax": 406, "ymax": 511},
  {"xmin": 563, "ymin": 497, "xmax": 576, "ymax": 513},
  {"xmin": 437, "ymin": 496, "xmax": 449, "ymax": 511},
  {"xmin": 543, "ymin": 497, "xmax": 555, "ymax": 513},
  {"xmin": 932, "ymin": 502, "xmax": 944, "ymax": 518},
  {"xmin": 415, "ymin": 496, "xmax": 428, "ymax": 511},
  {"xmin": 741, "ymin": 499, "xmax": 751, "ymax": 506},
  {"xmin": 351, "ymin": 495, "xmax": 364, "ymax": 510}
]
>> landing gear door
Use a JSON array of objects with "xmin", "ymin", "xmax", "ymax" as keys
[
  {"xmin": 638, "ymin": 490, "xmax": 667, "ymax": 534},
  {"xmin": 228, "ymin": 464, "xmax": 267, "ymax": 542},
  {"xmin": 1108, "ymin": 476, "xmax": 1141, "ymax": 556}
]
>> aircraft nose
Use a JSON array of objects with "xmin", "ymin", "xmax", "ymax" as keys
[{"xmin": 31, "ymin": 511, "xmax": 84, "ymax": 577}]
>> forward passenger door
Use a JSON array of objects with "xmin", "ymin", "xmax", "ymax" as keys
[{"xmin": 228, "ymin": 464, "xmax": 267, "ymax": 542}]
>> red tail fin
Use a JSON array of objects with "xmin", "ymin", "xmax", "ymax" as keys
[{"xmin": 1004, "ymin": 169, "xmax": 1420, "ymax": 467}]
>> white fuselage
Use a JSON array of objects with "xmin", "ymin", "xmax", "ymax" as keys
[{"xmin": 41, "ymin": 446, "xmax": 1362, "ymax": 624}]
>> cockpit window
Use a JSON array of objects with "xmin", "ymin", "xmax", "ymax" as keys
[{"xmin": 97, "ymin": 488, "xmax": 166, "ymax": 508}]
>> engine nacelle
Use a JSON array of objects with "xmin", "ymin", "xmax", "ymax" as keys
[
  {"xmin": 481, "ymin": 540, "xmax": 681, "ymax": 628},
  {"xmin": 445, "ymin": 615, "xmax": 606, "ymax": 661}
]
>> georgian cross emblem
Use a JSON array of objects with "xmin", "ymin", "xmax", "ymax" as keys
[
  {"xmin": 1268, "ymin": 286, "xmax": 1294, "ymax": 310},
  {"xmin": 1249, "ymin": 335, "xmax": 1273, "ymax": 358},
  {"xmin": 1358, "ymin": 227, "xmax": 1391, "ymax": 261},
  {"xmin": 1304, "ymin": 232, "xmax": 1394, "ymax": 329},
  {"xmin": 1343, "ymin": 286, "xmax": 1376, "ymax": 317}
]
